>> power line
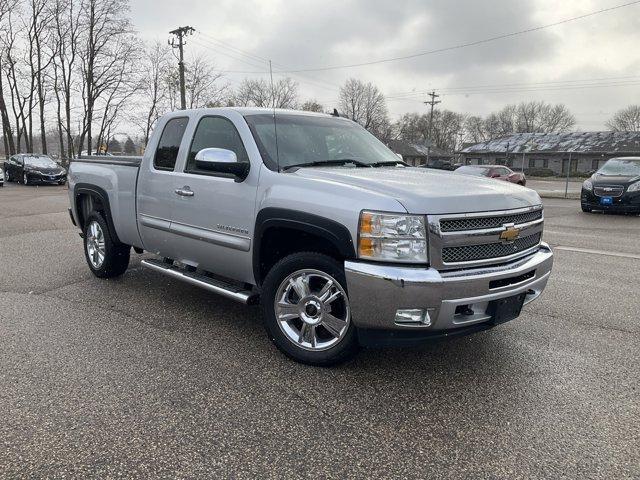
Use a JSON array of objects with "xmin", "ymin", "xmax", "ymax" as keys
[
  {"xmin": 189, "ymin": 37, "xmax": 269, "ymax": 71},
  {"xmin": 385, "ymin": 75, "xmax": 640, "ymax": 99},
  {"xmin": 386, "ymin": 80, "xmax": 640, "ymax": 101},
  {"xmin": 249, "ymin": 1, "xmax": 640, "ymax": 73},
  {"xmin": 198, "ymin": 32, "xmax": 340, "ymax": 89},
  {"xmin": 193, "ymin": 32, "xmax": 343, "ymax": 93}
]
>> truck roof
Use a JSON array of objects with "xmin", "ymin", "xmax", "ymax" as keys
[{"xmin": 163, "ymin": 106, "xmax": 331, "ymax": 118}]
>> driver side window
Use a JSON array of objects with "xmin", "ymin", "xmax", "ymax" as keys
[{"xmin": 186, "ymin": 116, "xmax": 249, "ymax": 175}]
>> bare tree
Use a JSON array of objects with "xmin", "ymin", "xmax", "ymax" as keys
[
  {"xmin": 233, "ymin": 77, "xmax": 298, "ymax": 109},
  {"xmin": 25, "ymin": 0, "xmax": 54, "ymax": 154},
  {"xmin": 185, "ymin": 54, "xmax": 226, "ymax": 109},
  {"xmin": 539, "ymin": 103, "xmax": 575, "ymax": 133},
  {"xmin": 48, "ymin": 0, "xmax": 83, "ymax": 160},
  {"xmin": 270, "ymin": 77, "xmax": 298, "ymax": 109},
  {"xmin": 93, "ymin": 37, "xmax": 140, "ymax": 152},
  {"xmin": 464, "ymin": 101, "xmax": 575, "ymax": 143},
  {"xmin": 606, "ymin": 105, "xmax": 640, "ymax": 131},
  {"xmin": 137, "ymin": 41, "xmax": 170, "ymax": 147},
  {"xmin": 339, "ymin": 78, "xmax": 388, "ymax": 135},
  {"xmin": 0, "ymin": 0, "xmax": 18, "ymax": 156},
  {"xmin": 395, "ymin": 110, "xmax": 466, "ymax": 151},
  {"xmin": 464, "ymin": 115, "xmax": 489, "ymax": 143},
  {"xmin": 300, "ymin": 99, "xmax": 324, "ymax": 113},
  {"xmin": 234, "ymin": 78, "xmax": 271, "ymax": 107},
  {"xmin": 3, "ymin": 8, "xmax": 33, "ymax": 152},
  {"xmin": 77, "ymin": 0, "xmax": 131, "ymax": 155},
  {"xmin": 165, "ymin": 53, "xmax": 227, "ymax": 110}
]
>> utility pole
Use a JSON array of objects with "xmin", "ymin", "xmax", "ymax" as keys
[
  {"xmin": 424, "ymin": 91, "xmax": 440, "ymax": 166},
  {"xmin": 169, "ymin": 26, "xmax": 195, "ymax": 110},
  {"xmin": 456, "ymin": 131, "xmax": 464, "ymax": 164}
]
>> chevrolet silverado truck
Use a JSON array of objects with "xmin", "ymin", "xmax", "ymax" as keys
[{"xmin": 68, "ymin": 108, "xmax": 553, "ymax": 365}]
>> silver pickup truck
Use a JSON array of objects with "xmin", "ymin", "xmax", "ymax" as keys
[{"xmin": 68, "ymin": 107, "xmax": 553, "ymax": 365}]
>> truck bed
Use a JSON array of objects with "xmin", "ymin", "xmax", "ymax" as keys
[
  {"xmin": 76, "ymin": 155, "xmax": 143, "ymax": 167},
  {"xmin": 69, "ymin": 155, "xmax": 144, "ymax": 248}
]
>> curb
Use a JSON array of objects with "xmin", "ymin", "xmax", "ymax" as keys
[{"xmin": 537, "ymin": 192, "xmax": 580, "ymax": 200}]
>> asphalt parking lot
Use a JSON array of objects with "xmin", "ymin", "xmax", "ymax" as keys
[{"xmin": 1, "ymin": 182, "xmax": 638, "ymax": 479}]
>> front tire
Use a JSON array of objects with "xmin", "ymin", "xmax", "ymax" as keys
[
  {"xmin": 581, "ymin": 204, "xmax": 592, "ymax": 213},
  {"xmin": 261, "ymin": 252, "xmax": 358, "ymax": 366},
  {"xmin": 83, "ymin": 212, "xmax": 130, "ymax": 278},
  {"xmin": 22, "ymin": 172, "xmax": 28, "ymax": 185}
]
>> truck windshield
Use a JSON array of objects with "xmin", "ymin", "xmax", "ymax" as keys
[
  {"xmin": 598, "ymin": 158, "xmax": 640, "ymax": 176},
  {"xmin": 244, "ymin": 114, "xmax": 402, "ymax": 170}
]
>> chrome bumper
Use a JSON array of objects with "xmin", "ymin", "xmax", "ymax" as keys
[{"xmin": 345, "ymin": 243, "xmax": 553, "ymax": 332}]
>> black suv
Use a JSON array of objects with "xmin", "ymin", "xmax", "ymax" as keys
[{"xmin": 581, "ymin": 157, "xmax": 640, "ymax": 214}]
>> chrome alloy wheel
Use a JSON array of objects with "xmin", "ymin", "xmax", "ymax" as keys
[
  {"xmin": 274, "ymin": 269, "xmax": 350, "ymax": 351},
  {"xmin": 86, "ymin": 220, "xmax": 106, "ymax": 269}
]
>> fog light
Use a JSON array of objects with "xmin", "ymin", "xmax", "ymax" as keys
[{"xmin": 395, "ymin": 309, "xmax": 432, "ymax": 326}]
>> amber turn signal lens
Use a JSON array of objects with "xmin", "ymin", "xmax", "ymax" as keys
[
  {"xmin": 358, "ymin": 237, "xmax": 374, "ymax": 257},
  {"xmin": 359, "ymin": 212, "xmax": 374, "ymax": 235}
]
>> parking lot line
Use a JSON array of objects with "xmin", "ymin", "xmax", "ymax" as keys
[{"xmin": 554, "ymin": 245, "xmax": 640, "ymax": 260}]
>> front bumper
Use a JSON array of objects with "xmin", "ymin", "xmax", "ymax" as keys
[
  {"xmin": 581, "ymin": 188, "xmax": 640, "ymax": 213},
  {"xmin": 345, "ymin": 244, "xmax": 553, "ymax": 344},
  {"xmin": 25, "ymin": 172, "xmax": 67, "ymax": 184}
]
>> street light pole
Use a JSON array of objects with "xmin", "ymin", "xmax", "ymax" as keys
[{"xmin": 564, "ymin": 151, "xmax": 572, "ymax": 199}]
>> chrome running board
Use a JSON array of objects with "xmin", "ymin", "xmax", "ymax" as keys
[{"xmin": 141, "ymin": 259, "xmax": 258, "ymax": 305}]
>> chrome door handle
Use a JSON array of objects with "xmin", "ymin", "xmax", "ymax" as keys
[{"xmin": 174, "ymin": 187, "xmax": 194, "ymax": 197}]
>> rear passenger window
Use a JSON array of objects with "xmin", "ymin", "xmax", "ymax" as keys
[
  {"xmin": 186, "ymin": 116, "xmax": 249, "ymax": 174},
  {"xmin": 154, "ymin": 117, "xmax": 188, "ymax": 171}
]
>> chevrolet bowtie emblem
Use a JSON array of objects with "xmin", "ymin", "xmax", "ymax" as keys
[{"xmin": 499, "ymin": 225, "xmax": 521, "ymax": 243}]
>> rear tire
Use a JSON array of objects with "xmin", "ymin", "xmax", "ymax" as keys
[
  {"xmin": 83, "ymin": 212, "xmax": 130, "ymax": 278},
  {"xmin": 261, "ymin": 252, "xmax": 358, "ymax": 366}
]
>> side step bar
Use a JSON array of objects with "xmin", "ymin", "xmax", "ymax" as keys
[{"xmin": 141, "ymin": 259, "xmax": 259, "ymax": 305}]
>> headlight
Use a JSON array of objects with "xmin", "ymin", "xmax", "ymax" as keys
[
  {"xmin": 358, "ymin": 211, "xmax": 428, "ymax": 263},
  {"xmin": 583, "ymin": 180, "xmax": 593, "ymax": 191},
  {"xmin": 628, "ymin": 181, "xmax": 640, "ymax": 193}
]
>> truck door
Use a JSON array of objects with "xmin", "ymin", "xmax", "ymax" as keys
[
  {"xmin": 137, "ymin": 116, "xmax": 189, "ymax": 258},
  {"xmin": 169, "ymin": 114, "xmax": 258, "ymax": 284}
]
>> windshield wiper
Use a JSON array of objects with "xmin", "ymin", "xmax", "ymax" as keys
[
  {"xmin": 370, "ymin": 160, "xmax": 409, "ymax": 167},
  {"xmin": 282, "ymin": 159, "xmax": 372, "ymax": 171}
]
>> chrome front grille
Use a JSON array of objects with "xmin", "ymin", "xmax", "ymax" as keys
[
  {"xmin": 440, "ymin": 209, "xmax": 543, "ymax": 232},
  {"xmin": 593, "ymin": 185, "xmax": 624, "ymax": 197},
  {"xmin": 442, "ymin": 233, "xmax": 542, "ymax": 263},
  {"xmin": 428, "ymin": 206, "xmax": 544, "ymax": 270}
]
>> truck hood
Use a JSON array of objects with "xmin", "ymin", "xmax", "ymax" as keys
[
  {"xmin": 291, "ymin": 166, "xmax": 541, "ymax": 214},
  {"xmin": 591, "ymin": 173, "xmax": 640, "ymax": 185}
]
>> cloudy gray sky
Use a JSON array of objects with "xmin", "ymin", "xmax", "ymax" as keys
[{"xmin": 131, "ymin": 0, "xmax": 640, "ymax": 129}]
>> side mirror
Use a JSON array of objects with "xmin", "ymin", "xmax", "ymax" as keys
[{"xmin": 194, "ymin": 148, "xmax": 250, "ymax": 182}]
